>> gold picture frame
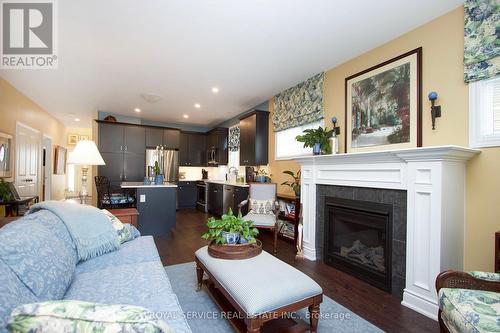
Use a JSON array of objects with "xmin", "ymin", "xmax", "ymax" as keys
[
  {"xmin": 67, "ymin": 134, "xmax": 78, "ymax": 145},
  {"xmin": 54, "ymin": 145, "xmax": 67, "ymax": 175}
]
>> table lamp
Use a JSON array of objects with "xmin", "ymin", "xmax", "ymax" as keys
[{"xmin": 67, "ymin": 140, "xmax": 105, "ymax": 199}]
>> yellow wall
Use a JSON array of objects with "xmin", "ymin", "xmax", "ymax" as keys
[
  {"xmin": 268, "ymin": 7, "xmax": 500, "ymax": 271},
  {"xmin": 0, "ymin": 77, "xmax": 67, "ymax": 200}
]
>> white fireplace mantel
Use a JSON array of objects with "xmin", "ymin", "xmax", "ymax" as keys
[{"xmin": 294, "ymin": 145, "xmax": 480, "ymax": 320}]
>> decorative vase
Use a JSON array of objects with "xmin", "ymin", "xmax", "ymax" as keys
[
  {"xmin": 255, "ymin": 175, "xmax": 267, "ymax": 183},
  {"xmin": 330, "ymin": 136, "xmax": 339, "ymax": 154},
  {"xmin": 238, "ymin": 237, "xmax": 248, "ymax": 244},
  {"xmin": 221, "ymin": 231, "xmax": 240, "ymax": 245},
  {"xmin": 155, "ymin": 174, "xmax": 164, "ymax": 185},
  {"xmin": 313, "ymin": 143, "xmax": 321, "ymax": 155}
]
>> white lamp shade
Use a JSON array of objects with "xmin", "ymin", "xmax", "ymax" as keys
[{"xmin": 67, "ymin": 140, "xmax": 105, "ymax": 166}]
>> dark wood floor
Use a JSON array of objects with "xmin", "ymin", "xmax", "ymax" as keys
[{"xmin": 154, "ymin": 209, "xmax": 438, "ymax": 333}]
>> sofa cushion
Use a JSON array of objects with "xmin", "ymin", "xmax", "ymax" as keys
[
  {"xmin": 75, "ymin": 236, "xmax": 160, "ymax": 274},
  {"xmin": 243, "ymin": 212, "xmax": 276, "ymax": 227},
  {"xmin": 7, "ymin": 300, "xmax": 174, "ymax": 333},
  {"xmin": 195, "ymin": 246, "xmax": 323, "ymax": 315},
  {"xmin": 102, "ymin": 209, "xmax": 141, "ymax": 244},
  {"xmin": 439, "ymin": 288, "xmax": 500, "ymax": 333},
  {"xmin": 65, "ymin": 260, "xmax": 191, "ymax": 333},
  {"xmin": 0, "ymin": 211, "xmax": 77, "ymax": 300},
  {"xmin": 0, "ymin": 260, "xmax": 39, "ymax": 333}
]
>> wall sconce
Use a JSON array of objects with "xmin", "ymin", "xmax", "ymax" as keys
[{"xmin": 428, "ymin": 91, "xmax": 441, "ymax": 130}]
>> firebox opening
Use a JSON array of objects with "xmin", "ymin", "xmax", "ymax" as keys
[{"xmin": 324, "ymin": 197, "xmax": 393, "ymax": 293}]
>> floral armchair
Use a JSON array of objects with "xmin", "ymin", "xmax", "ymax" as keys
[{"xmin": 436, "ymin": 270, "xmax": 500, "ymax": 333}]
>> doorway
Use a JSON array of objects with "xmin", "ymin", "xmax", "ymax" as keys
[
  {"xmin": 15, "ymin": 122, "xmax": 41, "ymax": 198},
  {"xmin": 42, "ymin": 135, "xmax": 52, "ymax": 201}
]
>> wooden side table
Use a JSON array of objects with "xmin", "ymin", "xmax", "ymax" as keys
[{"xmin": 108, "ymin": 208, "xmax": 139, "ymax": 228}]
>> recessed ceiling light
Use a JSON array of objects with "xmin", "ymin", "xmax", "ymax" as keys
[
  {"xmin": 194, "ymin": 103, "xmax": 201, "ymax": 108},
  {"xmin": 74, "ymin": 118, "xmax": 80, "ymax": 122},
  {"xmin": 183, "ymin": 114, "xmax": 189, "ymax": 119},
  {"xmin": 212, "ymin": 87, "xmax": 219, "ymax": 93},
  {"xmin": 134, "ymin": 108, "xmax": 141, "ymax": 113}
]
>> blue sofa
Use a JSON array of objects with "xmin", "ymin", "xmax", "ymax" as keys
[{"xmin": 0, "ymin": 210, "xmax": 191, "ymax": 333}]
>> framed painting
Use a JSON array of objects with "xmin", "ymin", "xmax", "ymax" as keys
[
  {"xmin": 345, "ymin": 48, "xmax": 422, "ymax": 153},
  {"xmin": 79, "ymin": 134, "xmax": 89, "ymax": 141},
  {"xmin": 67, "ymin": 134, "xmax": 78, "ymax": 145},
  {"xmin": 54, "ymin": 145, "xmax": 67, "ymax": 175}
]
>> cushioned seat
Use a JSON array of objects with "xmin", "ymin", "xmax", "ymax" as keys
[
  {"xmin": 65, "ymin": 260, "xmax": 191, "ymax": 333},
  {"xmin": 242, "ymin": 212, "xmax": 276, "ymax": 227},
  {"xmin": 195, "ymin": 246, "xmax": 322, "ymax": 315},
  {"xmin": 75, "ymin": 235, "xmax": 160, "ymax": 274},
  {"xmin": 439, "ymin": 288, "xmax": 500, "ymax": 333}
]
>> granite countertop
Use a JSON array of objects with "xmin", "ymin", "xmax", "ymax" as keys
[{"xmin": 120, "ymin": 182, "xmax": 178, "ymax": 188}]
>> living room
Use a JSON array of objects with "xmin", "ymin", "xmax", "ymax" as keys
[{"xmin": 1, "ymin": 1, "xmax": 499, "ymax": 332}]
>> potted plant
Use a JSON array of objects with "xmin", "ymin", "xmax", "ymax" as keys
[
  {"xmin": 0, "ymin": 179, "xmax": 12, "ymax": 203},
  {"xmin": 281, "ymin": 170, "xmax": 301, "ymax": 198},
  {"xmin": 255, "ymin": 169, "xmax": 271, "ymax": 183},
  {"xmin": 295, "ymin": 126, "xmax": 334, "ymax": 155},
  {"xmin": 202, "ymin": 209, "xmax": 259, "ymax": 245},
  {"xmin": 153, "ymin": 161, "xmax": 164, "ymax": 185}
]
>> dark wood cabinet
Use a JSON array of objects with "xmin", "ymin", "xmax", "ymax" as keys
[
  {"xmin": 98, "ymin": 123, "xmax": 146, "ymax": 185},
  {"xmin": 145, "ymin": 128, "xmax": 163, "ymax": 148},
  {"xmin": 178, "ymin": 181, "xmax": 197, "ymax": 209},
  {"xmin": 208, "ymin": 183, "xmax": 223, "ymax": 216},
  {"xmin": 206, "ymin": 127, "xmax": 228, "ymax": 166},
  {"xmin": 163, "ymin": 129, "xmax": 180, "ymax": 149},
  {"xmin": 146, "ymin": 128, "xmax": 180, "ymax": 149},
  {"xmin": 123, "ymin": 126, "xmax": 145, "ymax": 154},
  {"xmin": 179, "ymin": 132, "xmax": 206, "ymax": 166},
  {"xmin": 99, "ymin": 123, "xmax": 125, "ymax": 153},
  {"xmin": 239, "ymin": 111, "xmax": 269, "ymax": 166}
]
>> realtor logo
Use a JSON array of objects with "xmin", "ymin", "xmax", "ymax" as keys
[{"xmin": 1, "ymin": 0, "xmax": 57, "ymax": 69}]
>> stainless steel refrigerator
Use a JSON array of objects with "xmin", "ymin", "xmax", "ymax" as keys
[{"xmin": 145, "ymin": 148, "xmax": 179, "ymax": 182}]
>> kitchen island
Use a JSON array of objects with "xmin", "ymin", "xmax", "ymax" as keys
[{"xmin": 121, "ymin": 182, "xmax": 177, "ymax": 237}]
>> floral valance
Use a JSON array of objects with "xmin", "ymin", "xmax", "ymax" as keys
[
  {"xmin": 464, "ymin": 0, "xmax": 500, "ymax": 83},
  {"xmin": 228, "ymin": 126, "xmax": 240, "ymax": 152},
  {"xmin": 272, "ymin": 72, "xmax": 324, "ymax": 132}
]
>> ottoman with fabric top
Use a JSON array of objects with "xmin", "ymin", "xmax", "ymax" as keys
[{"xmin": 195, "ymin": 246, "xmax": 323, "ymax": 333}]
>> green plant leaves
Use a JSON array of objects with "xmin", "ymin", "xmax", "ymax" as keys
[{"xmin": 201, "ymin": 208, "xmax": 259, "ymax": 245}]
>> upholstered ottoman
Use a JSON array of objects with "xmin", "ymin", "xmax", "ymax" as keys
[{"xmin": 195, "ymin": 246, "xmax": 323, "ymax": 333}]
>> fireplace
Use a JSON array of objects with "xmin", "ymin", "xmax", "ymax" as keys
[{"xmin": 324, "ymin": 197, "xmax": 392, "ymax": 292}]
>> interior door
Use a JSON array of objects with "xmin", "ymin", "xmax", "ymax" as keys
[{"xmin": 16, "ymin": 123, "xmax": 41, "ymax": 198}]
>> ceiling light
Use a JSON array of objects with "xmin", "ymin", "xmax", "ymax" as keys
[
  {"xmin": 183, "ymin": 114, "xmax": 189, "ymax": 119},
  {"xmin": 212, "ymin": 87, "xmax": 219, "ymax": 93},
  {"xmin": 74, "ymin": 118, "xmax": 80, "ymax": 122},
  {"xmin": 194, "ymin": 103, "xmax": 201, "ymax": 108},
  {"xmin": 134, "ymin": 108, "xmax": 141, "ymax": 113}
]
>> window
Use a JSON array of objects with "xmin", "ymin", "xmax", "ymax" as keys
[
  {"xmin": 470, "ymin": 76, "xmax": 500, "ymax": 148},
  {"xmin": 275, "ymin": 119, "xmax": 324, "ymax": 159}
]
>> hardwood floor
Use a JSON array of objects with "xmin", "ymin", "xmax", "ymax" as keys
[{"xmin": 154, "ymin": 209, "xmax": 439, "ymax": 333}]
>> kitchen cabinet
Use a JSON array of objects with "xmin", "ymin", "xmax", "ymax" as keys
[
  {"xmin": 146, "ymin": 128, "xmax": 180, "ymax": 149},
  {"xmin": 239, "ymin": 111, "xmax": 269, "ymax": 166},
  {"xmin": 178, "ymin": 181, "xmax": 197, "ymax": 209},
  {"xmin": 208, "ymin": 183, "xmax": 223, "ymax": 216},
  {"xmin": 98, "ymin": 122, "xmax": 146, "ymax": 186},
  {"xmin": 206, "ymin": 127, "xmax": 228, "ymax": 166},
  {"xmin": 146, "ymin": 128, "xmax": 163, "ymax": 148},
  {"xmin": 179, "ymin": 132, "xmax": 206, "ymax": 166},
  {"xmin": 163, "ymin": 129, "xmax": 180, "ymax": 149}
]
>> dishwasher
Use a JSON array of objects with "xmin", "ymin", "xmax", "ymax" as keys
[{"xmin": 222, "ymin": 185, "xmax": 234, "ymax": 215}]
